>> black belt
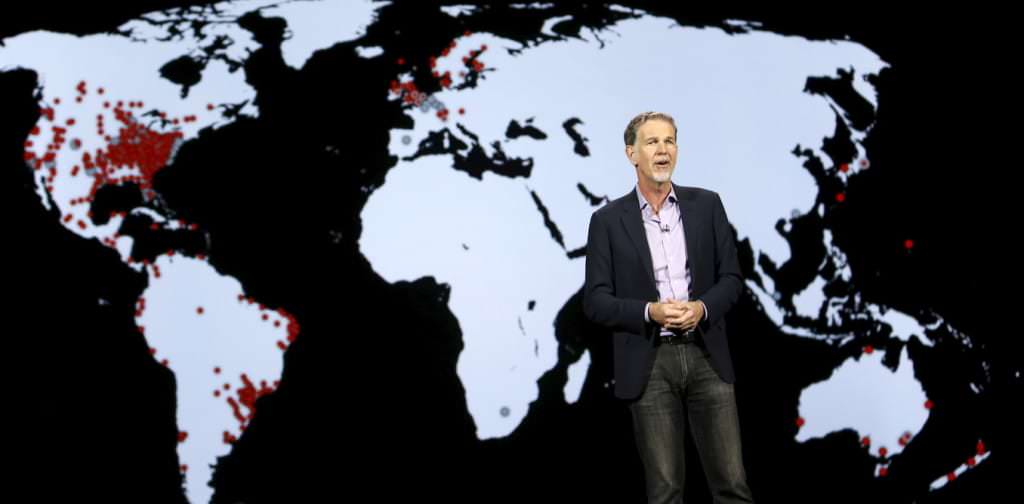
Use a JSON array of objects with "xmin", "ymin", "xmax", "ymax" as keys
[{"xmin": 658, "ymin": 330, "xmax": 697, "ymax": 345}]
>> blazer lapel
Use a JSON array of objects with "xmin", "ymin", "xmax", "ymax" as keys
[
  {"xmin": 674, "ymin": 184, "xmax": 701, "ymax": 291},
  {"xmin": 620, "ymin": 190, "xmax": 657, "ymax": 293}
]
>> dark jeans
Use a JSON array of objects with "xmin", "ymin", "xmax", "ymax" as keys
[{"xmin": 628, "ymin": 339, "xmax": 754, "ymax": 504}]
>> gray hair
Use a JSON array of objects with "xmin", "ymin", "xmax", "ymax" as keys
[{"xmin": 624, "ymin": 111, "xmax": 677, "ymax": 146}]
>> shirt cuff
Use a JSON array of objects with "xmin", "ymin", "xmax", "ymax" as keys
[
  {"xmin": 699, "ymin": 300, "xmax": 709, "ymax": 321},
  {"xmin": 644, "ymin": 302, "xmax": 651, "ymax": 323}
]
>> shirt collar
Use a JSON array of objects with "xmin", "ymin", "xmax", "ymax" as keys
[{"xmin": 636, "ymin": 183, "xmax": 677, "ymax": 212}]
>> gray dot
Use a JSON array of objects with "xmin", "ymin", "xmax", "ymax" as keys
[
  {"xmin": 401, "ymin": 135, "xmax": 411, "ymax": 145},
  {"xmin": 791, "ymin": 209, "xmax": 801, "ymax": 219},
  {"xmin": 499, "ymin": 406, "xmax": 510, "ymax": 417}
]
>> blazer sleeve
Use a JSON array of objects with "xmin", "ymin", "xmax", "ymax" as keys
[
  {"xmin": 583, "ymin": 210, "xmax": 648, "ymax": 335},
  {"xmin": 697, "ymin": 192, "xmax": 744, "ymax": 328}
]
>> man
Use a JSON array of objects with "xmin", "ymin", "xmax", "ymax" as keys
[{"xmin": 583, "ymin": 111, "xmax": 754, "ymax": 503}]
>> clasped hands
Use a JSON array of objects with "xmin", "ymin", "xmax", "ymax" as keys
[{"xmin": 650, "ymin": 299, "xmax": 704, "ymax": 331}]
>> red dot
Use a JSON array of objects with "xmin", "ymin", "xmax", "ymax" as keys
[
  {"xmin": 924, "ymin": 400, "xmax": 934, "ymax": 410},
  {"xmin": 197, "ymin": 306, "xmax": 204, "ymax": 315},
  {"xmin": 879, "ymin": 447, "xmax": 888, "ymax": 457},
  {"xmin": 161, "ymin": 359, "xmax": 169, "ymax": 367},
  {"xmin": 835, "ymin": 192, "xmax": 846, "ymax": 203},
  {"xmin": 224, "ymin": 383, "xmax": 231, "ymax": 390},
  {"xmin": 277, "ymin": 341, "xmax": 288, "ymax": 350},
  {"xmin": 977, "ymin": 440, "xmax": 986, "ymax": 454},
  {"xmin": 861, "ymin": 436, "xmax": 871, "ymax": 447},
  {"xmin": 238, "ymin": 294, "xmax": 245, "ymax": 301},
  {"xmin": 864, "ymin": 345, "xmax": 874, "ymax": 354},
  {"xmin": 207, "ymin": 103, "xmax": 215, "ymax": 110},
  {"xmin": 878, "ymin": 467, "xmax": 888, "ymax": 477},
  {"xmin": 75, "ymin": 96, "xmax": 82, "ymax": 103},
  {"xmin": 274, "ymin": 320, "xmax": 281, "ymax": 328},
  {"xmin": 904, "ymin": 239, "xmax": 914, "ymax": 250},
  {"xmin": 54, "ymin": 97, "xmax": 61, "ymax": 105},
  {"xmin": 795, "ymin": 417, "xmax": 805, "ymax": 428},
  {"xmin": 66, "ymin": 118, "xmax": 76, "ymax": 126},
  {"xmin": 396, "ymin": 57, "xmax": 405, "ymax": 65},
  {"xmin": 262, "ymin": 314, "xmax": 269, "ymax": 321},
  {"xmin": 214, "ymin": 366, "xmax": 221, "ymax": 374},
  {"xmin": 458, "ymin": 107, "xmax": 465, "ymax": 115},
  {"xmin": 177, "ymin": 431, "xmax": 188, "ymax": 443},
  {"xmin": 30, "ymin": 126, "xmax": 40, "ymax": 135},
  {"xmin": 967, "ymin": 456, "xmax": 976, "ymax": 467},
  {"xmin": 214, "ymin": 390, "xmax": 221, "ymax": 397},
  {"xmin": 180, "ymin": 464, "xmax": 188, "ymax": 472},
  {"xmin": 98, "ymin": 87, "xmax": 105, "ymax": 94},
  {"xmin": 947, "ymin": 472, "xmax": 956, "ymax": 482},
  {"xmin": 839, "ymin": 163, "xmax": 849, "ymax": 173}
]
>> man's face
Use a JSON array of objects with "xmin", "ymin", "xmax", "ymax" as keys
[{"xmin": 627, "ymin": 119, "xmax": 677, "ymax": 184}]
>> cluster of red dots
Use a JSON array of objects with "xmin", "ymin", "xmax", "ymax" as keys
[
  {"xmin": 217, "ymin": 372, "xmax": 281, "ymax": 444},
  {"xmin": 389, "ymin": 78, "xmax": 427, "ymax": 107},
  {"xmin": 391, "ymin": 34, "xmax": 488, "ymax": 119},
  {"xmin": 24, "ymin": 80, "xmax": 218, "ymax": 232},
  {"xmin": 461, "ymin": 43, "xmax": 488, "ymax": 73},
  {"xmin": 234, "ymin": 294, "xmax": 302, "ymax": 351}
]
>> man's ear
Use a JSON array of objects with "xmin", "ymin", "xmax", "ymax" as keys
[{"xmin": 625, "ymin": 145, "xmax": 636, "ymax": 166}]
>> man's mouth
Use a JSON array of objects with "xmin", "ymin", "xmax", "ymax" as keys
[{"xmin": 655, "ymin": 160, "xmax": 670, "ymax": 168}]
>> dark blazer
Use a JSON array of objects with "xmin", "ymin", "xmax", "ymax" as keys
[{"xmin": 583, "ymin": 183, "xmax": 743, "ymax": 399}]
